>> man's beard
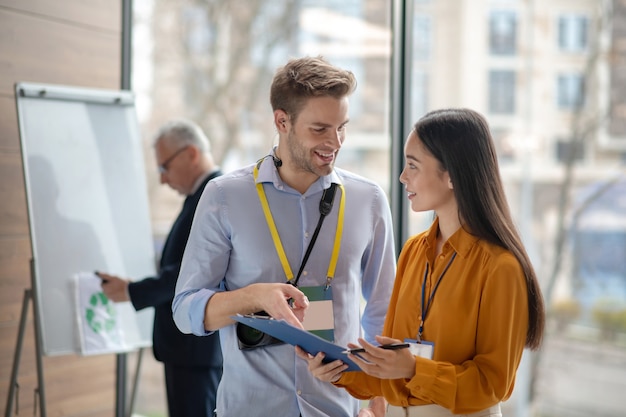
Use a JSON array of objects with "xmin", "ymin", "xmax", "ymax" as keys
[{"xmin": 286, "ymin": 129, "xmax": 335, "ymax": 177}]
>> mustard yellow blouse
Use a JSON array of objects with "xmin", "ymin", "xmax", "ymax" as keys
[{"xmin": 336, "ymin": 218, "xmax": 529, "ymax": 414}]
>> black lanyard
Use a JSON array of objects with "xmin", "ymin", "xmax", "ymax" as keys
[
  {"xmin": 418, "ymin": 252, "xmax": 457, "ymax": 341},
  {"xmin": 293, "ymin": 183, "xmax": 337, "ymax": 287}
]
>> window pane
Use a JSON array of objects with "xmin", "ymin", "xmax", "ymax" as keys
[
  {"xmin": 490, "ymin": 10, "xmax": 517, "ymax": 55},
  {"xmin": 411, "ymin": 69, "xmax": 429, "ymax": 121},
  {"xmin": 557, "ymin": 73, "xmax": 585, "ymax": 109},
  {"xmin": 489, "ymin": 70, "xmax": 516, "ymax": 114},
  {"xmin": 131, "ymin": 2, "xmax": 392, "ymax": 413},
  {"xmin": 559, "ymin": 14, "xmax": 589, "ymax": 52},
  {"xmin": 405, "ymin": 3, "xmax": 625, "ymax": 417},
  {"xmin": 414, "ymin": 15, "xmax": 432, "ymax": 60},
  {"xmin": 132, "ymin": 2, "xmax": 626, "ymax": 417}
]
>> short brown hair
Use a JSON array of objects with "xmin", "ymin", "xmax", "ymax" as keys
[{"xmin": 270, "ymin": 56, "xmax": 357, "ymax": 122}]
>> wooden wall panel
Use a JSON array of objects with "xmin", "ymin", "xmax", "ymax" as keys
[
  {"xmin": 0, "ymin": 95, "xmax": 18, "ymax": 151},
  {"xmin": 0, "ymin": 152, "xmax": 29, "ymax": 236},
  {"xmin": 0, "ymin": 237, "xmax": 31, "ymax": 323},
  {"xmin": 0, "ymin": 0, "xmax": 121, "ymax": 32},
  {"xmin": 0, "ymin": 1, "xmax": 123, "ymax": 416},
  {"xmin": 0, "ymin": 9, "xmax": 121, "ymax": 96},
  {"xmin": 0, "ymin": 322, "xmax": 38, "ymax": 412}
]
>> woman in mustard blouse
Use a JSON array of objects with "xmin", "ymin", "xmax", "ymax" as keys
[{"xmin": 297, "ymin": 108, "xmax": 545, "ymax": 417}]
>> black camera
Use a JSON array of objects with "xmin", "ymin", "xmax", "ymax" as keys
[{"xmin": 236, "ymin": 311, "xmax": 284, "ymax": 350}]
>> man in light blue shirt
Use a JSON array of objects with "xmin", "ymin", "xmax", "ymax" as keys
[{"xmin": 173, "ymin": 56, "xmax": 396, "ymax": 417}]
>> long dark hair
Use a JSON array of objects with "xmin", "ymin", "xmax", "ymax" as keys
[{"xmin": 414, "ymin": 108, "xmax": 545, "ymax": 350}]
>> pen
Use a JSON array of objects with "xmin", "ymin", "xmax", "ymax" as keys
[{"xmin": 342, "ymin": 343, "xmax": 410, "ymax": 354}]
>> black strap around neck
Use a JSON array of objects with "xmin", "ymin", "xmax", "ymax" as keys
[{"xmin": 292, "ymin": 183, "xmax": 338, "ymax": 287}]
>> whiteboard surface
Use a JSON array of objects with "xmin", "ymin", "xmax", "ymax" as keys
[{"xmin": 16, "ymin": 82, "xmax": 155, "ymax": 356}]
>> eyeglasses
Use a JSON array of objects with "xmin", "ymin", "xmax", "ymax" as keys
[{"xmin": 158, "ymin": 146, "xmax": 189, "ymax": 174}]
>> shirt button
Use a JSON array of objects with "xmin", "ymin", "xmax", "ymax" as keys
[
  {"xmin": 305, "ymin": 232, "xmax": 310, "ymax": 238},
  {"xmin": 303, "ymin": 271, "xmax": 308, "ymax": 276},
  {"xmin": 297, "ymin": 390, "xmax": 302, "ymax": 395}
]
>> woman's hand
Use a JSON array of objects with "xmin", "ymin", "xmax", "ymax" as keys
[
  {"xmin": 347, "ymin": 335, "xmax": 416, "ymax": 380},
  {"xmin": 295, "ymin": 346, "xmax": 349, "ymax": 382}
]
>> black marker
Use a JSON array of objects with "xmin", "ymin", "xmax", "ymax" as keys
[
  {"xmin": 94, "ymin": 270, "xmax": 108, "ymax": 283},
  {"xmin": 342, "ymin": 343, "xmax": 410, "ymax": 354}
]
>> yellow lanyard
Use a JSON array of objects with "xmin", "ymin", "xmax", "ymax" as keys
[{"xmin": 253, "ymin": 162, "xmax": 345, "ymax": 285}]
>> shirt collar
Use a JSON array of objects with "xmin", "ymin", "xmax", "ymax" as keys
[
  {"xmin": 255, "ymin": 153, "xmax": 342, "ymax": 195},
  {"xmin": 421, "ymin": 216, "xmax": 479, "ymax": 259}
]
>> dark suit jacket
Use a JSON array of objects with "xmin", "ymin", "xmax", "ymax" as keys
[{"xmin": 128, "ymin": 171, "xmax": 222, "ymax": 367}]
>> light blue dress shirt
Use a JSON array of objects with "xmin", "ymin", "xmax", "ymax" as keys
[{"xmin": 173, "ymin": 156, "xmax": 396, "ymax": 417}]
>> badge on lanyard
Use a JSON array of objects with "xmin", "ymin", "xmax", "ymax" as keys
[
  {"xmin": 409, "ymin": 252, "xmax": 457, "ymax": 360},
  {"xmin": 404, "ymin": 338, "xmax": 434, "ymax": 359},
  {"xmin": 300, "ymin": 285, "xmax": 335, "ymax": 342}
]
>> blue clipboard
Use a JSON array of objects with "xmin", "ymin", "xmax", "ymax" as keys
[{"xmin": 231, "ymin": 314, "xmax": 361, "ymax": 371}]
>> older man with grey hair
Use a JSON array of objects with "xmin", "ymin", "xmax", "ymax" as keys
[{"xmin": 99, "ymin": 119, "xmax": 223, "ymax": 417}]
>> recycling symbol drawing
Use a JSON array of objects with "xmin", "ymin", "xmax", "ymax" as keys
[{"xmin": 85, "ymin": 292, "xmax": 117, "ymax": 334}]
